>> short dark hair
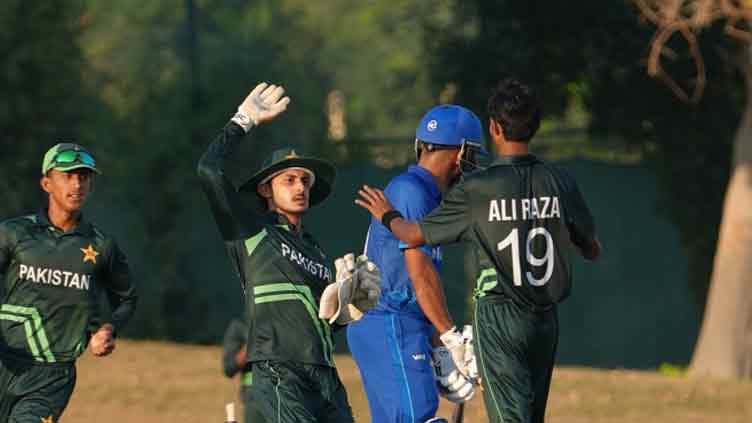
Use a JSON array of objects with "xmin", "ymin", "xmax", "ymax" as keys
[{"xmin": 487, "ymin": 78, "xmax": 541, "ymax": 143}]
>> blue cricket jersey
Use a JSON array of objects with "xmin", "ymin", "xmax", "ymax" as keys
[{"xmin": 365, "ymin": 165, "xmax": 443, "ymax": 316}]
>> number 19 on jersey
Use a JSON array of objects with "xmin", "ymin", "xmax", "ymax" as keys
[{"xmin": 498, "ymin": 227, "xmax": 555, "ymax": 287}]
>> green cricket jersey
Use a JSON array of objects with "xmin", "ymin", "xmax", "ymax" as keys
[
  {"xmin": 420, "ymin": 154, "xmax": 595, "ymax": 310},
  {"xmin": 198, "ymin": 122, "xmax": 336, "ymax": 368},
  {"xmin": 0, "ymin": 210, "xmax": 137, "ymax": 363}
]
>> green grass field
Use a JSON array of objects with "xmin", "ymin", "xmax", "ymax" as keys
[{"xmin": 64, "ymin": 340, "xmax": 752, "ymax": 422}]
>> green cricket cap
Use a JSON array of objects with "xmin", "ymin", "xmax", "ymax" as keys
[{"xmin": 42, "ymin": 143, "xmax": 100, "ymax": 175}]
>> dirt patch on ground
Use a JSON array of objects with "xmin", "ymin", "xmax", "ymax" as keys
[{"xmin": 64, "ymin": 340, "xmax": 752, "ymax": 422}]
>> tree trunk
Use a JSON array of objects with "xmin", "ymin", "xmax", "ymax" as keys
[{"xmin": 688, "ymin": 48, "xmax": 752, "ymax": 379}]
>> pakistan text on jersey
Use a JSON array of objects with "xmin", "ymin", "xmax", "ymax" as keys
[
  {"xmin": 18, "ymin": 264, "xmax": 91, "ymax": 290},
  {"xmin": 488, "ymin": 196, "xmax": 561, "ymax": 222},
  {"xmin": 280, "ymin": 243, "xmax": 332, "ymax": 282}
]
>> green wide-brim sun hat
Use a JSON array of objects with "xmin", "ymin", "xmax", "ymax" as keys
[{"xmin": 239, "ymin": 147, "xmax": 336, "ymax": 212}]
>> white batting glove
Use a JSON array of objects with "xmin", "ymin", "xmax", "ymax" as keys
[
  {"xmin": 462, "ymin": 325, "xmax": 479, "ymax": 383},
  {"xmin": 231, "ymin": 82, "xmax": 291, "ymax": 132},
  {"xmin": 439, "ymin": 326, "xmax": 469, "ymax": 376},
  {"xmin": 432, "ymin": 346, "xmax": 475, "ymax": 404}
]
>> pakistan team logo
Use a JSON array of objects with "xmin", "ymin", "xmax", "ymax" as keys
[
  {"xmin": 41, "ymin": 416, "xmax": 54, "ymax": 423},
  {"xmin": 80, "ymin": 244, "xmax": 99, "ymax": 264}
]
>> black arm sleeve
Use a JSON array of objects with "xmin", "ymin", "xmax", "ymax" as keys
[
  {"xmin": 197, "ymin": 122, "xmax": 262, "ymax": 241},
  {"xmin": 0, "ymin": 223, "xmax": 13, "ymax": 296},
  {"xmin": 221, "ymin": 318, "xmax": 248, "ymax": 377},
  {"xmin": 102, "ymin": 240, "xmax": 138, "ymax": 334},
  {"xmin": 0, "ymin": 222, "xmax": 12, "ymax": 274},
  {"xmin": 564, "ymin": 179, "xmax": 596, "ymax": 250}
]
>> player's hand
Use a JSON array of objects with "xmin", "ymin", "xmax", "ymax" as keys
[
  {"xmin": 231, "ymin": 82, "xmax": 291, "ymax": 132},
  {"xmin": 355, "ymin": 185, "xmax": 395, "ymax": 222},
  {"xmin": 319, "ymin": 253, "xmax": 381, "ymax": 325},
  {"xmin": 432, "ymin": 346, "xmax": 475, "ymax": 404},
  {"xmin": 234, "ymin": 345, "xmax": 247, "ymax": 369},
  {"xmin": 439, "ymin": 326, "xmax": 470, "ymax": 375},
  {"xmin": 89, "ymin": 323, "xmax": 116, "ymax": 357},
  {"xmin": 319, "ymin": 253, "xmax": 356, "ymax": 323},
  {"xmin": 350, "ymin": 254, "xmax": 381, "ymax": 314}
]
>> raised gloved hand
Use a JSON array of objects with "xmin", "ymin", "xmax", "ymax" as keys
[
  {"xmin": 231, "ymin": 82, "xmax": 291, "ymax": 132},
  {"xmin": 432, "ymin": 345, "xmax": 475, "ymax": 404},
  {"xmin": 318, "ymin": 253, "xmax": 381, "ymax": 325}
]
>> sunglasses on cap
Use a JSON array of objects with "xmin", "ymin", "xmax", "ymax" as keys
[{"xmin": 52, "ymin": 149, "xmax": 96, "ymax": 167}]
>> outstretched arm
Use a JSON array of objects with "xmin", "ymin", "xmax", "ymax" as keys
[
  {"xmin": 197, "ymin": 83, "xmax": 291, "ymax": 241},
  {"xmin": 355, "ymin": 185, "xmax": 425, "ymax": 246},
  {"xmin": 404, "ymin": 248, "xmax": 453, "ymax": 333}
]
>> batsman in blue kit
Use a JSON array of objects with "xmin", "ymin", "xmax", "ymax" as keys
[{"xmin": 347, "ymin": 105, "xmax": 487, "ymax": 423}]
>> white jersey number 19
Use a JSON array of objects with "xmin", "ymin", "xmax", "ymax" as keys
[{"xmin": 497, "ymin": 227, "xmax": 555, "ymax": 287}]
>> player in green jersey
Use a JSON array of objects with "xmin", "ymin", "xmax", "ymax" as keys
[
  {"xmin": 356, "ymin": 78, "xmax": 601, "ymax": 423},
  {"xmin": 198, "ymin": 82, "xmax": 379, "ymax": 423},
  {"xmin": 221, "ymin": 317, "xmax": 264, "ymax": 423},
  {"xmin": 0, "ymin": 143, "xmax": 138, "ymax": 423}
]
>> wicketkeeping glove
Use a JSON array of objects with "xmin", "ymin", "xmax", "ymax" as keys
[
  {"xmin": 432, "ymin": 345, "xmax": 475, "ymax": 404},
  {"xmin": 349, "ymin": 254, "xmax": 380, "ymax": 314},
  {"xmin": 231, "ymin": 82, "xmax": 291, "ymax": 132},
  {"xmin": 318, "ymin": 253, "xmax": 381, "ymax": 325}
]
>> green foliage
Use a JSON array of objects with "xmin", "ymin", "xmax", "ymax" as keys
[
  {"xmin": 1, "ymin": 0, "xmax": 730, "ymax": 350},
  {"xmin": 69, "ymin": 0, "xmax": 444, "ymax": 341},
  {"xmin": 0, "ymin": 1, "xmax": 86, "ymax": 214},
  {"xmin": 658, "ymin": 362, "xmax": 688, "ymax": 378},
  {"xmin": 424, "ymin": 0, "xmax": 743, "ymax": 306}
]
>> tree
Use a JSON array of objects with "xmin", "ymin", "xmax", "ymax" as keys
[
  {"xmin": 0, "ymin": 1, "xmax": 86, "ymax": 215},
  {"xmin": 425, "ymin": 0, "xmax": 744, "ymax": 375},
  {"xmin": 634, "ymin": 0, "xmax": 752, "ymax": 379}
]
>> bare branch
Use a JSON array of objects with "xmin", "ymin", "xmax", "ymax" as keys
[
  {"xmin": 647, "ymin": 20, "xmax": 706, "ymax": 103},
  {"xmin": 633, "ymin": 0, "xmax": 750, "ymax": 103},
  {"xmin": 634, "ymin": 0, "xmax": 665, "ymax": 25},
  {"xmin": 726, "ymin": 16, "xmax": 752, "ymax": 42}
]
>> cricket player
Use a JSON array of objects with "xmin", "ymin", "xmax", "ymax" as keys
[
  {"xmin": 347, "ymin": 105, "xmax": 485, "ymax": 423},
  {"xmin": 356, "ymin": 78, "xmax": 601, "ymax": 423},
  {"xmin": 0, "ymin": 143, "xmax": 138, "ymax": 423},
  {"xmin": 198, "ymin": 82, "xmax": 380, "ymax": 423},
  {"xmin": 221, "ymin": 317, "xmax": 264, "ymax": 423}
]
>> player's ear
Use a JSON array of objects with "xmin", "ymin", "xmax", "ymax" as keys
[
  {"xmin": 489, "ymin": 119, "xmax": 501, "ymax": 138},
  {"xmin": 257, "ymin": 182, "xmax": 272, "ymax": 199},
  {"xmin": 40, "ymin": 175, "xmax": 52, "ymax": 194}
]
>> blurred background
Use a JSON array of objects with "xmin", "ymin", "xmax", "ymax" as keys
[{"xmin": 2, "ymin": 0, "xmax": 748, "ymax": 375}]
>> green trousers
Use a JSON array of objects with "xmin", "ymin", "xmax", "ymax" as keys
[
  {"xmin": 0, "ymin": 356, "xmax": 76, "ymax": 423},
  {"xmin": 474, "ymin": 297, "xmax": 559, "ymax": 423},
  {"xmin": 250, "ymin": 360, "xmax": 353, "ymax": 423},
  {"xmin": 240, "ymin": 370, "xmax": 266, "ymax": 423}
]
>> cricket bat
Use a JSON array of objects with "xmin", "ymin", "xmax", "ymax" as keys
[{"xmin": 225, "ymin": 402, "xmax": 237, "ymax": 423}]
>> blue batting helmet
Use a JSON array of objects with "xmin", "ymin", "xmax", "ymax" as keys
[{"xmin": 415, "ymin": 104, "xmax": 486, "ymax": 153}]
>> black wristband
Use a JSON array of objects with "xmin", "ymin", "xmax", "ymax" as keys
[{"xmin": 381, "ymin": 210, "xmax": 404, "ymax": 232}]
